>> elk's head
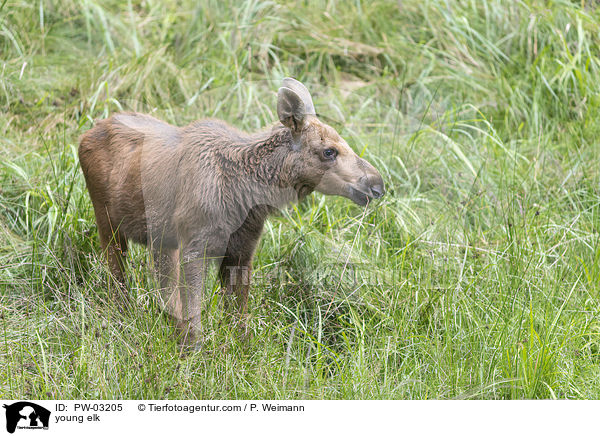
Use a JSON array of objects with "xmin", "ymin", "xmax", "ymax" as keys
[{"xmin": 278, "ymin": 78, "xmax": 385, "ymax": 206}]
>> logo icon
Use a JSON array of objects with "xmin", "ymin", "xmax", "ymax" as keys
[{"xmin": 2, "ymin": 402, "xmax": 51, "ymax": 434}]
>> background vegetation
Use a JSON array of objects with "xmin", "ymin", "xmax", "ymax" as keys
[{"xmin": 1, "ymin": 0, "xmax": 600, "ymax": 399}]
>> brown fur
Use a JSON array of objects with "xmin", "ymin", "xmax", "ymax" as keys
[{"xmin": 78, "ymin": 78, "xmax": 384, "ymax": 342}]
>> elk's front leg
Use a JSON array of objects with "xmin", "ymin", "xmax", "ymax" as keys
[
  {"xmin": 219, "ymin": 257, "xmax": 252, "ymax": 316},
  {"xmin": 176, "ymin": 230, "xmax": 227, "ymax": 344},
  {"xmin": 152, "ymin": 247, "xmax": 181, "ymax": 321},
  {"xmin": 218, "ymin": 220, "xmax": 263, "ymax": 325},
  {"xmin": 176, "ymin": 253, "xmax": 207, "ymax": 342}
]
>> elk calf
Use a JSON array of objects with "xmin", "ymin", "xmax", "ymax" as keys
[{"xmin": 79, "ymin": 78, "xmax": 384, "ymax": 341}]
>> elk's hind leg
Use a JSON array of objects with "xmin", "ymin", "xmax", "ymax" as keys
[{"xmin": 95, "ymin": 208, "xmax": 129, "ymax": 300}]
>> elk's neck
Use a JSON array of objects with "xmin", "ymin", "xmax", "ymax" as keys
[{"xmin": 227, "ymin": 127, "xmax": 306, "ymax": 211}]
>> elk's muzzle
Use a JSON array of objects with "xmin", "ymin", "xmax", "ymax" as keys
[{"xmin": 348, "ymin": 171, "xmax": 385, "ymax": 206}]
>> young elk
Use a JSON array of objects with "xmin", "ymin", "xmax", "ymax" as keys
[{"xmin": 79, "ymin": 78, "xmax": 384, "ymax": 342}]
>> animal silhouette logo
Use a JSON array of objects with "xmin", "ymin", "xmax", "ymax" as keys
[{"xmin": 2, "ymin": 402, "xmax": 50, "ymax": 434}]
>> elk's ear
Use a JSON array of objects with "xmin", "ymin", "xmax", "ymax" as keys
[
  {"xmin": 277, "ymin": 86, "xmax": 307, "ymax": 133},
  {"xmin": 282, "ymin": 77, "xmax": 315, "ymax": 116}
]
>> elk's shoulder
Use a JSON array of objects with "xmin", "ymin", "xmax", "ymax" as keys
[{"xmin": 185, "ymin": 118, "xmax": 247, "ymax": 143}]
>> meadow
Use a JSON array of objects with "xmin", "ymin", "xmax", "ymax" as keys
[{"xmin": 1, "ymin": 0, "xmax": 600, "ymax": 399}]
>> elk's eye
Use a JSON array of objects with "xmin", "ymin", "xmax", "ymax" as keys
[{"xmin": 323, "ymin": 148, "xmax": 338, "ymax": 159}]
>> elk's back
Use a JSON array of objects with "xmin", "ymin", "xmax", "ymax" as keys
[{"xmin": 78, "ymin": 113, "xmax": 182, "ymax": 247}]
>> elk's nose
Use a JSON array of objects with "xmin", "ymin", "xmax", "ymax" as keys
[{"xmin": 370, "ymin": 184, "xmax": 385, "ymax": 198}]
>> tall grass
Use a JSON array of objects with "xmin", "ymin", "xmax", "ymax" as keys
[{"xmin": 1, "ymin": 0, "xmax": 600, "ymax": 399}]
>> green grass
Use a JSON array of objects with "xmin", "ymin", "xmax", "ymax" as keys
[{"xmin": 1, "ymin": 0, "xmax": 600, "ymax": 399}]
